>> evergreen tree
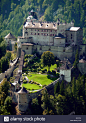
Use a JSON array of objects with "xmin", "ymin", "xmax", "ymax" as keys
[
  {"xmin": 54, "ymin": 82, "xmax": 60, "ymax": 95},
  {"xmin": 60, "ymin": 81, "xmax": 64, "ymax": 95},
  {"xmin": 41, "ymin": 88, "xmax": 56, "ymax": 114},
  {"xmin": 0, "ymin": 78, "xmax": 10, "ymax": 98},
  {"xmin": 72, "ymin": 77, "xmax": 76, "ymax": 98},
  {"xmin": 31, "ymin": 98, "xmax": 42, "ymax": 115},
  {"xmin": 73, "ymin": 48, "xmax": 79, "ymax": 68},
  {"xmin": 55, "ymin": 94, "xmax": 66, "ymax": 115},
  {"xmin": 41, "ymin": 88, "xmax": 50, "ymax": 110},
  {"xmin": 4, "ymin": 96, "xmax": 12, "ymax": 113}
]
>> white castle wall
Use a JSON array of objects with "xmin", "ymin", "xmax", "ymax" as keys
[{"xmin": 60, "ymin": 69, "xmax": 71, "ymax": 82}]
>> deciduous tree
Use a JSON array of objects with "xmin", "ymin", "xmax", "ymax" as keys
[{"xmin": 41, "ymin": 51, "xmax": 55, "ymax": 71}]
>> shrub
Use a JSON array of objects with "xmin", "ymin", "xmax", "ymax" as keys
[
  {"xmin": 24, "ymin": 54, "xmax": 28, "ymax": 59},
  {"xmin": 28, "ymin": 54, "xmax": 32, "ymax": 58},
  {"xmin": 41, "ymin": 69, "xmax": 45, "ymax": 73},
  {"xmin": 47, "ymin": 71, "xmax": 52, "ymax": 74},
  {"xmin": 44, "ymin": 69, "xmax": 47, "ymax": 72},
  {"xmin": 56, "ymin": 73, "xmax": 59, "ymax": 78},
  {"xmin": 23, "ymin": 80, "xmax": 27, "ymax": 83},
  {"xmin": 33, "ymin": 69, "xmax": 37, "ymax": 72},
  {"xmin": 42, "ymin": 85, "xmax": 47, "ymax": 87},
  {"xmin": 37, "ymin": 83, "xmax": 39, "ymax": 85},
  {"xmin": 27, "ymin": 88, "xmax": 30, "ymax": 90},
  {"xmin": 52, "ymin": 70, "xmax": 56, "ymax": 75},
  {"xmin": 31, "ymin": 81, "xmax": 34, "ymax": 84},
  {"xmin": 25, "ymin": 71, "xmax": 28, "ymax": 74}
]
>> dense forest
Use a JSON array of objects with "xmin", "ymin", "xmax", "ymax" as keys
[
  {"xmin": 29, "ymin": 74, "xmax": 86, "ymax": 115},
  {"xmin": 0, "ymin": 75, "xmax": 86, "ymax": 115},
  {"xmin": 0, "ymin": 0, "xmax": 86, "ymax": 43}
]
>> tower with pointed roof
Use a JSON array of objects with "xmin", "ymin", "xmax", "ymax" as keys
[{"xmin": 4, "ymin": 33, "xmax": 16, "ymax": 50}]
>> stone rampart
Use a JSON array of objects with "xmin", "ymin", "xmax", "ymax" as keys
[
  {"xmin": 17, "ymin": 78, "xmax": 61, "ymax": 111},
  {"xmin": 0, "ymin": 58, "xmax": 18, "ymax": 82},
  {"xmin": 32, "ymin": 45, "xmax": 75, "ymax": 60}
]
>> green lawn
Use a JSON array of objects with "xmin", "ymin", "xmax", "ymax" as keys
[
  {"xmin": 22, "ymin": 83, "xmax": 42, "ymax": 90},
  {"xmin": 27, "ymin": 73, "xmax": 56, "ymax": 85},
  {"xmin": 22, "ymin": 64, "xmax": 57, "ymax": 90}
]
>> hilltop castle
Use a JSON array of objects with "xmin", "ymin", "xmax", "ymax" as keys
[
  {"xmin": 17, "ymin": 10, "xmax": 84, "ymax": 62},
  {"xmin": 4, "ymin": 10, "xmax": 86, "ymax": 81},
  {"xmin": 3, "ymin": 10, "xmax": 86, "ymax": 112}
]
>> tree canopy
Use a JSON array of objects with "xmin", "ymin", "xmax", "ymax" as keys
[{"xmin": 41, "ymin": 51, "xmax": 55, "ymax": 71}]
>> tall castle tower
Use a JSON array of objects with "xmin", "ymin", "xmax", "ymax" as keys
[{"xmin": 18, "ymin": 87, "xmax": 29, "ymax": 112}]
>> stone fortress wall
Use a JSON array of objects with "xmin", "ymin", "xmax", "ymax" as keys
[
  {"xmin": 0, "ymin": 58, "xmax": 18, "ymax": 82},
  {"xmin": 11, "ymin": 78, "xmax": 61, "ymax": 112}
]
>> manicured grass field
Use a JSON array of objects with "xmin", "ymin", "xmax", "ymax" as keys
[
  {"xmin": 22, "ymin": 64, "xmax": 57, "ymax": 90},
  {"xmin": 27, "ymin": 73, "xmax": 56, "ymax": 86},
  {"xmin": 22, "ymin": 83, "xmax": 42, "ymax": 90}
]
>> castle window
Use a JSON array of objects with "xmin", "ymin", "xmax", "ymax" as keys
[
  {"xmin": 26, "ymin": 47, "xmax": 28, "ymax": 50},
  {"xmin": 63, "ymin": 49, "xmax": 65, "ymax": 52},
  {"xmin": 71, "ymin": 34, "xmax": 72, "ymax": 39},
  {"xmin": 40, "ymin": 47, "xmax": 42, "ymax": 50},
  {"xmin": 49, "ymin": 47, "xmax": 51, "ymax": 50},
  {"xmin": 25, "ymin": 31, "xmax": 28, "ymax": 34}
]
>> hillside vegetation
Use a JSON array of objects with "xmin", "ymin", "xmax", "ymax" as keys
[{"xmin": 0, "ymin": 0, "xmax": 86, "ymax": 43}]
